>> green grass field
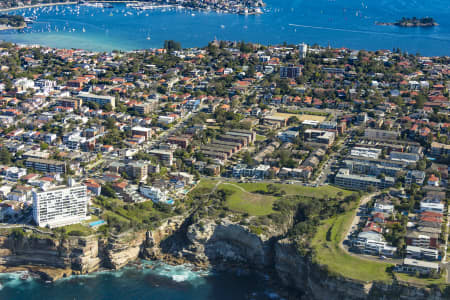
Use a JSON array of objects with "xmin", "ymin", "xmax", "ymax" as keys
[
  {"xmin": 193, "ymin": 179, "xmax": 218, "ymax": 190},
  {"xmin": 220, "ymin": 183, "xmax": 276, "ymax": 216},
  {"xmin": 311, "ymin": 208, "xmax": 394, "ymax": 283},
  {"xmin": 255, "ymin": 134, "xmax": 266, "ymax": 142},
  {"xmin": 191, "ymin": 179, "xmax": 353, "ymax": 216},
  {"xmin": 193, "ymin": 179, "xmax": 447, "ymax": 287},
  {"xmin": 239, "ymin": 183, "xmax": 353, "ymax": 198},
  {"xmin": 62, "ymin": 223, "xmax": 94, "ymax": 236},
  {"xmin": 394, "ymin": 272, "xmax": 447, "ymax": 287}
]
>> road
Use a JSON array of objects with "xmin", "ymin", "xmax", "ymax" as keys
[
  {"xmin": 312, "ymin": 135, "xmax": 348, "ymax": 186},
  {"xmin": 85, "ymin": 109, "xmax": 198, "ymax": 177},
  {"xmin": 341, "ymin": 192, "xmax": 379, "ymax": 250},
  {"xmin": 337, "ymin": 192, "xmax": 405, "ymax": 264},
  {"xmin": 444, "ymin": 207, "xmax": 450, "ymax": 283}
]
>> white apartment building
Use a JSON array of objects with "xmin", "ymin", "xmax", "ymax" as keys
[
  {"xmin": 5, "ymin": 167, "xmax": 27, "ymax": 181},
  {"xmin": 406, "ymin": 245, "xmax": 439, "ymax": 261},
  {"xmin": 78, "ymin": 92, "xmax": 115, "ymax": 109},
  {"xmin": 350, "ymin": 147, "xmax": 382, "ymax": 159},
  {"xmin": 139, "ymin": 185, "xmax": 168, "ymax": 204},
  {"xmin": 32, "ymin": 181, "xmax": 89, "ymax": 228}
]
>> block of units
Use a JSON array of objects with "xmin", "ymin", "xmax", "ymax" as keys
[
  {"xmin": 32, "ymin": 184, "xmax": 88, "ymax": 228},
  {"xmin": 78, "ymin": 92, "xmax": 115, "ymax": 109},
  {"xmin": 26, "ymin": 158, "xmax": 66, "ymax": 174}
]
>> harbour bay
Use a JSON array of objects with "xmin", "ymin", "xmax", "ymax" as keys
[{"xmin": 0, "ymin": 0, "xmax": 448, "ymax": 55}]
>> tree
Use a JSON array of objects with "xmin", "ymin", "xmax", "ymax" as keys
[
  {"xmin": 242, "ymin": 151, "xmax": 254, "ymax": 166},
  {"xmin": 367, "ymin": 185, "xmax": 376, "ymax": 193},
  {"xmin": 164, "ymin": 40, "xmax": 181, "ymax": 51},
  {"xmin": 40, "ymin": 142, "xmax": 49, "ymax": 150},
  {"xmin": 0, "ymin": 147, "xmax": 12, "ymax": 164},
  {"xmin": 104, "ymin": 103, "xmax": 113, "ymax": 112},
  {"xmin": 105, "ymin": 117, "xmax": 116, "ymax": 130},
  {"xmin": 287, "ymin": 116, "xmax": 299, "ymax": 125},
  {"xmin": 416, "ymin": 159, "xmax": 426, "ymax": 171},
  {"xmin": 267, "ymin": 184, "xmax": 280, "ymax": 195},
  {"xmin": 101, "ymin": 183, "xmax": 116, "ymax": 198}
]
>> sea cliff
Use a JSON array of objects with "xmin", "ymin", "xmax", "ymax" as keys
[{"xmin": 0, "ymin": 218, "xmax": 448, "ymax": 299}]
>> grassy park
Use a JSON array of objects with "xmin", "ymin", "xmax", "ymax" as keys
[
  {"xmin": 191, "ymin": 179, "xmax": 352, "ymax": 216},
  {"xmin": 310, "ymin": 197, "xmax": 448, "ymax": 287},
  {"xmin": 394, "ymin": 272, "xmax": 447, "ymax": 287},
  {"xmin": 311, "ymin": 207, "xmax": 394, "ymax": 283}
]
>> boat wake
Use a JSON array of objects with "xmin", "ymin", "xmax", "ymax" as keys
[{"xmin": 288, "ymin": 23, "xmax": 450, "ymax": 41}]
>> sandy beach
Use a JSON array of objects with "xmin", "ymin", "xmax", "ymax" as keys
[{"xmin": 0, "ymin": 25, "xmax": 27, "ymax": 31}]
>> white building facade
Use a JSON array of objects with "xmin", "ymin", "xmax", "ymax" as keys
[
  {"xmin": 32, "ymin": 184, "xmax": 89, "ymax": 228},
  {"xmin": 139, "ymin": 185, "xmax": 168, "ymax": 204}
]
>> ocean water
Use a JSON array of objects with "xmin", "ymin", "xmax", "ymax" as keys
[
  {"xmin": 0, "ymin": 0, "xmax": 449, "ymax": 55},
  {"xmin": 0, "ymin": 261, "xmax": 284, "ymax": 300}
]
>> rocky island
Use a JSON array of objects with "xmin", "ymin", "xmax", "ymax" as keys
[{"xmin": 376, "ymin": 17, "xmax": 438, "ymax": 27}]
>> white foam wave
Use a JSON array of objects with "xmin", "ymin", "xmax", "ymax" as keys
[
  {"xmin": 141, "ymin": 261, "xmax": 210, "ymax": 285},
  {"xmin": 0, "ymin": 271, "xmax": 37, "ymax": 289}
]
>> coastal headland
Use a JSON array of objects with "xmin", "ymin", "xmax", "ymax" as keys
[{"xmin": 0, "ymin": 210, "xmax": 448, "ymax": 300}]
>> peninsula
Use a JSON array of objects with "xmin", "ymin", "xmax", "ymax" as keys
[
  {"xmin": 0, "ymin": 14, "xmax": 26, "ymax": 30},
  {"xmin": 376, "ymin": 17, "xmax": 438, "ymax": 27}
]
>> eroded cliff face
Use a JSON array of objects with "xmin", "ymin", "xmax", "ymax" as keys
[
  {"xmin": 184, "ymin": 219, "xmax": 271, "ymax": 268},
  {"xmin": 273, "ymin": 238, "xmax": 447, "ymax": 300},
  {"xmin": 0, "ymin": 234, "xmax": 101, "ymax": 275},
  {"xmin": 0, "ymin": 219, "xmax": 448, "ymax": 299},
  {"xmin": 102, "ymin": 231, "xmax": 146, "ymax": 270},
  {"xmin": 0, "ymin": 229, "xmax": 147, "ymax": 280},
  {"xmin": 141, "ymin": 216, "xmax": 285, "ymax": 270}
]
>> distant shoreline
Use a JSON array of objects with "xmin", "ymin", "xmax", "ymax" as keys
[
  {"xmin": 0, "ymin": 2, "xmax": 147, "ymax": 13},
  {"xmin": 0, "ymin": 0, "xmax": 263, "ymax": 15},
  {"xmin": 0, "ymin": 2, "xmax": 77, "ymax": 13}
]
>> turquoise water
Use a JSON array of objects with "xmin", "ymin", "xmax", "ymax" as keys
[
  {"xmin": 0, "ymin": 261, "xmax": 284, "ymax": 300},
  {"xmin": 89, "ymin": 220, "xmax": 106, "ymax": 227},
  {"xmin": 0, "ymin": 0, "xmax": 449, "ymax": 55}
]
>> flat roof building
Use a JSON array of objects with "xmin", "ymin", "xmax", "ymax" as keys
[
  {"xmin": 430, "ymin": 142, "xmax": 450, "ymax": 157},
  {"xmin": 78, "ymin": 92, "xmax": 115, "ymax": 109},
  {"xmin": 25, "ymin": 158, "xmax": 66, "ymax": 174},
  {"xmin": 364, "ymin": 129, "xmax": 400, "ymax": 141},
  {"xmin": 149, "ymin": 149, "xmax": 173, "ymax": 166},
  {"xmin": 335, "ymin": 169, "xmax": 395, "ymax": 190},
  {"xmin": 350, "ymin": 147, "xmax": 382, "ymax": 159},
  {"xmin": 132, "ymin": 126, "xmax": 152, "ymax": 141},
  {"xmin": 397, "ymin": 258, "xmax": 440, "ymax": 275},
  {"xmin": 32, "ymin": 181, "xmax": 88, "ymax": 228}
]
